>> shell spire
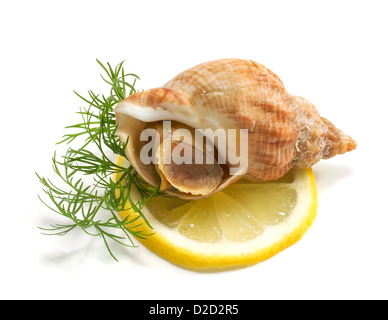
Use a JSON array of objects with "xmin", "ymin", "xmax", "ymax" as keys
[
  {"xmin": 288, "ymin": 95, "xmax": 357, "ymax": 169},
  {"xmin": 321, "ymin": 117, "xmax": 357, "ymax": 158},
  {"xmin": 114, "ymin": 58, "xmax": 356, "ymax": 199}
]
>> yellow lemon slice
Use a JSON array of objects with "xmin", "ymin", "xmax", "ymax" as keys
[{"xmin": 114, "ymin": 156, "xmax": 318, "ymax": 270}]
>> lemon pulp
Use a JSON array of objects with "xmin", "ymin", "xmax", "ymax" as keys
[{"xmin": 147, "ymin": 171, "xmax": 297, "ymax": 243}]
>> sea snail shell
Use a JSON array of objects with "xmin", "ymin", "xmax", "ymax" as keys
[{"xmin": 114, "ymin": 58, "xmax": 356, "ymax": 199}]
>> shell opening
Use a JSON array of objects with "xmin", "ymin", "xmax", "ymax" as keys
[{"xmin": 146, "ymin": 121, "xmax": 225, "ymax": 196}]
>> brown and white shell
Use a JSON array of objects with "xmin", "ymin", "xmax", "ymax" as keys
[{"xmin": 114, "ymin": 58, "xmax": 356, "ymax": 199}]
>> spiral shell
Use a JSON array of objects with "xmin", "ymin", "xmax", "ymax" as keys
[{"xmin": 114, "ymin": 58, "xmax": 356, "ymax": 199}]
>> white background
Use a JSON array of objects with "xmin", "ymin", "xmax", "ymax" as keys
[{"xmin": 1, "ymin": 0, "xmax": 387, "ymax": 300}]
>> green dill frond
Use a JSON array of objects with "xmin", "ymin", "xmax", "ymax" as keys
[{"xmin": 36, "ymin": 59, "xmax": 163, "ymax": 261}]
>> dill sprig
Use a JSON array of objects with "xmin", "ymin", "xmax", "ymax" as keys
[{"xmin": 36, "ymin": 59, "xmax": 163, "ymax": 261}]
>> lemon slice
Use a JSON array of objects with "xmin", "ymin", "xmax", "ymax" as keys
[{"xmin": 114, "ymin": 156, "xmax": 318, "ymax": 270}]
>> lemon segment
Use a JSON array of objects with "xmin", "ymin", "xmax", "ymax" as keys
[
  {"xmin": 177, "ymin": 199, "xmax": 223, "ymax": 243},
  {"xmin": 114, "ymin": 156, "xmax": 318, "ymax": 270}
]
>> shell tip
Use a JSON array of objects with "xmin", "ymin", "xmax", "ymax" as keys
[{"xmin": 340, "ymin": 134, "xmax": 357, "ymax": 154}]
